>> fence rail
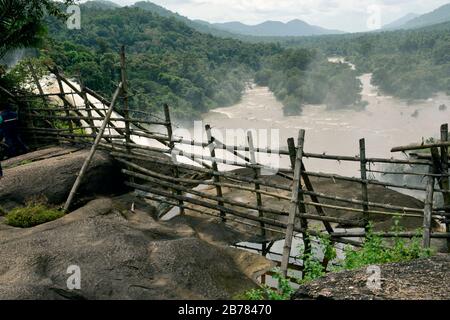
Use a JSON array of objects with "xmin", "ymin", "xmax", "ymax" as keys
[{"xmin": 5, "ymin": 55, "xmax": 450, "ymax": 279}]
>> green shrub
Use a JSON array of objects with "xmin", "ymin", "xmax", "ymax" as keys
[
  {"xmin": 343, "ymin": 223, "xmax": 432, "ymax": 270},
  {"xmin": 244, "ymin": 221, "xmax": 432, "ymax": 300},
  {"xmin": 5, "ymin": 204, "xmax": 64, "ymax": 228},
  {"xmin": 244, "ymin": 273, "xmax": 294, "ymax": 300}
]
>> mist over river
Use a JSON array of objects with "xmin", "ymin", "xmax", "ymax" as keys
[{"xmin": 201, "ymin": 72, "xmax": 450, "ymax": 178}]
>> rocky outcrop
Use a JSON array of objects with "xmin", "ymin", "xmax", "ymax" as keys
[
  {"xmin": 0, "ymin": 196, "xmax": 273, "ymax": 300},
  {"xmin": 0, "ymin": 146, "xmax": 124, "ymax": 210},
  {"xmin": 293, "ymin": 254, "xmax": 450, "ymax": 300}
]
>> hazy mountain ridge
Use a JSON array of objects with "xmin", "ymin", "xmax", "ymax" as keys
[
  {"xmin": 212, "ymin": 19, "xmax": 344, "ymax": 36},
  {"xmin": 82, "ymin": 0, "xmax": 120, "ymax": 10},
  {"xmin": 382, "ymin": 13, "xmax": 419, "ymax": 30},
  {"xmin": 389, "ymin": 3, "xmax": 450, "ymax": 30},
  {"xmin": 129, "ymin": 1, "xmax": 240, "ymax": 38},
  {"xmin": 80, "ymin": 1, "xmax": 343, "ymax": 37}
]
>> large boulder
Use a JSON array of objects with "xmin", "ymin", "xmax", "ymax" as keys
[
  {"xmin": 0, "ymin": 196, "xmax": 273, "ymax": 300},
  {"xmin": 0, "ymin": 146, "xmax": 124, "ymax": 210}
]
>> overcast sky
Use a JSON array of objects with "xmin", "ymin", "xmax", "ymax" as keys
[{"xmin": 87, "ymin": 0, "xmax": 450, "ymax": 32}]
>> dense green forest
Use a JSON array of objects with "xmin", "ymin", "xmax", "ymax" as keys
[
  {"xmin": 255, "ymin": 49, "xmax": 364, "ymax": 114},
  {"xmin": 43, "ymin": 6, "xmax": 281, "ymax": 120},
  {"xmin": 278, "ymin": 22, "xmax": 450, "ymax": 100},
  {"xmin": 39, "ymin": 5, "xmax": 362, "ymax": 119},
  {"xmin": 3, "ymin": 1, "xmax": 450, "ymax": 120}
]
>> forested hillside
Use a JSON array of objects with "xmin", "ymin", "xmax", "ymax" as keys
[
  {"xmin": 281, "ymin": 22, "xmax": 450, "ymax": 100},
  {"xmin": 41, "ymin": 4, "xmax": 362, "ymax": 119},
  {"xmin": 255, "ymin": 49, "xmax": 364, "ymax": 114},
  {"xmin": 44, "ymin": 6, "xmax": 282, "ymax": 120}
]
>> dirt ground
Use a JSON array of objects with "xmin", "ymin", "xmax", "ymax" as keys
[{"xmin": 293, "ymin": 254, "xmax": 450, "ymax": 300}]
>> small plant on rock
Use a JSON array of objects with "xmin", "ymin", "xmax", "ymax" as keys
[{"xmin": 5, "ymin": 196, "xmax": 64, "ymax": 228}]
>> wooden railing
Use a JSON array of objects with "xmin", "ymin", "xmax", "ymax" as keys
[{"xmin": 3, "ymin": 58, "xmax": 450, "ymax": 278}]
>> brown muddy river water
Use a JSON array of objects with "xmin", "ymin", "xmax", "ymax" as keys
[
  {"xmin": 194, "ymin": 70, "xmax": 450, "ymax": 281},
  {"xmin": 200, "ymin": 73, "xmax": 450, "ymax": 178}
]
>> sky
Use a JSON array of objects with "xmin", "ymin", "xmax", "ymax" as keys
[{"xmin": 86, "ymin": 0, "xmax": 450, "ymax": 32}]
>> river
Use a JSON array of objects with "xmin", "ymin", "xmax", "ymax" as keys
[
  {"xmin": 196, "ymin": 63, "xmax": 450, "ymax": 283},
  {"xmin": 201, "ymin": 70, "xmax": 450, "ymax": 179}
]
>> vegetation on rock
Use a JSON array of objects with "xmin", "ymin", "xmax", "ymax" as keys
[
  {"xmin": 5, "ymin": 197, "xmax": 64, "ymax": 228},
  {"xmin": 245, "ymin": 222, "xmax": 432, "ymax": 300}
]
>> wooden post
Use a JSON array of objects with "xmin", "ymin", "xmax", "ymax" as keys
[
  {"xmin": 281, "ymin": 129, "xmax": 305, "ymax": 278},
  {"xmin": 423, "ymin": 168, "xmax": 435, "ymax": 249},
  {"xmin": 440, "ymin": 124, "xmax": 450, "ymax": 252},
  {"xmin": 54, "ymin": 67, "xmax": 75, "ymax": 142},
  {"xmin": 63, "ymin": 82, "xmax": 123, "ymax": 212},
  {"xmin": 205, "ymin": 124, "xmax": 226, "ymax": 221},
  {"xmin": 120, "ymin": 46, "xmax": 131, "ymax": 148},
  {"xmin": 287, "ymin": 135, "xmax": 311, "ymax": 260},
  {"xmin": 26, "ymin": 62, "xmax": 43, "ymax": 146},
  {"xmin": 360, "ymin": 138, "xmax": 370, "ymax": 231},
  {"xmin": 164, "ymin": 103, "xmax": 184, "ymax": 215},
  {"xmin": 247, "ymin": 131, "xmax": 266, "ymax": 242},
  {"xmin": 79, "ymin": 78, "xmax": 97, "ymax": 137}
]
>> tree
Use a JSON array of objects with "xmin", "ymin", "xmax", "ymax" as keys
[{"xmin": 0, "ymin": 0, "xmax": 75, "ymax": 59}]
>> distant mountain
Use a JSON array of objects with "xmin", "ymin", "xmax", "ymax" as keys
[
  {"xmin": 382, "ymin": 13, "xmax": 419, "ymax": 30},
  {"xmin": 82, "ymin": 0, "xmax": 120, "ymax": 10},
  {"xmin": 394, "ymin": 3, "xmax": 450, "ymax": 29},
  {"xmin": 132, "ymin": 1, "xmax": 237, "ymax": 38},
  {"xmin": 212, "ymin": 19, "xmax": 344, "ymax": 37}
]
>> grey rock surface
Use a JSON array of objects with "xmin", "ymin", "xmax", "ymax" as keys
[
  {"xmin": 0, "ymin": 196, "xmax": 272, "ymax": 300},
  {"xmin": 0, "ymin": 147, "xmax": 123, "ymax": 210},
  {"xmin": 293, "ymin": 254, "xmax": 450, "ymax": 300}
]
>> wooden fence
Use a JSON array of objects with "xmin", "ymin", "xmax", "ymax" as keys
[{"xmin": 2, "ymin": 53, "xmax": 450, "ymax": 278}]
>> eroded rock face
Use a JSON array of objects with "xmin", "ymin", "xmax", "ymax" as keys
[
  {"xmin": 0, "ymin": 197, "xmax": 273, "ymax": 300},
  {"xmin": 0, "ymin": 147, "xmax": 124, "ymax": 210},
  {"xmin": 293, "ymin": 254, "xmax": 450, "ymax": 300}
]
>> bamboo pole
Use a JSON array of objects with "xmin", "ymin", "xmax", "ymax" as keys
[
  {"xmin": 288, "ymin": 137, "xmax": 335, "ymax": 235},
  {"xmin": 122, "ymin": 169, "xmax": 292, "ymax": 219},
  {"xmin": 214, "ymin": 137, "xmax": 294, "ymax": 181},
  {"xmin": 303, "ymin": 152, "xmax": 432, "ymax": 166},
  {"xmin": 27, "ymin": 62, "xmax": 47, "ymax": 146},
  {"xmin": 110, "ymin": 149, "xmax": 433, "ymax": 216},
  {"xmin": 287, "ymin": 134, "xmax": 311, "ymax": 260},
  {"xmin": 164, "ymin": 103, "xmax": 184, "ymax": 216},
  {"xmin": 303, "ymin": 169, "xmax": 450, "ymax": 193},
  {"xmin": 391, "ymin": 141, "xmax": 450, "ymax": 153},
  {"xmin": 52, "ymin": 71, "xmax": 128, "ymax": 137},
  {"xmin": 119, "ymin": 163, "xmax": 364, "ymax": 226},
  {"xmin": 366, "ymin": 169, "xmax": 448, "ymax": 177},
  {"xmin": 247, "ymin": 131, "xmax": 266, "ymax": 241},
  {"xmin": 281, "ymin": 130, "xmax": 305, "ymax": 278},
  {"xmin": 53, "ymin": 67, "xmax": 75, "ymax": 141},
  {"xmin": 26, "ymin": 107, "xmax": 109, "ymax": 112},
  {"xmin": 120, "ymin": 46, "xmax": 132, "ymax": 149},
  {"xmin": 22, "ymin": 126, "xmax": 102, "ymax": 132},
  {"xmin": 119, "ymin": 161, "xmax": 299, "ymax": 220},
  {"xmin": 24, "ymin": 114, "xmax": 166, "ymax": 126},
  {"xmin": 27, "ymin": 131, "xmax": 122, "ymax": 139},
  {"xmin": 79, "ymin": 79, "xmax": 98, "ymax": 136},
  {"xmin": 125, "ymin": 180, "xmax": 361, "ymax": 246},
  {"xmin": 440, "ymin": 124, "xmax": 450, "ymax": 252},
  {"xmin": 206, "ymin": 124, "xmax": 226, "ymax": 221},
  {"xmin": 63, "ymin": 82, "xmax": 123, "ymax": 212},
  {"xmin": 327, "ymin": 231, "xmax": 450, "ymax": 238},
  {"xmin": 360, "ymin": 139, "xmax": 370, "ymax": 230},
  {"xmin": 110, "ymin": 149, "xmax": 292, "ymax": 190},
  {"xmin": 422, "ymin": 168, "xmax": 435, "ymax": 248}
]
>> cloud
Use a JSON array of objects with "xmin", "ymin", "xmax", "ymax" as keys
[{"xmin": 104, "ymin": 0, "xmax": 450, "ymax": 32}]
